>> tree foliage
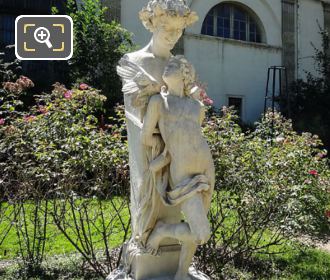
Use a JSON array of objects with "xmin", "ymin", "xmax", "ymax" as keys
[
  {"xmin": 64, "ymin": 0, "xmax": 133, "ymax": 106},
  {"xmin": 290, "ymin": 27, "xmax": 330, "ymax": 148}
]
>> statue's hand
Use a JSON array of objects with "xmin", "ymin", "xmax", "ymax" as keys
[
  {"xmin": 117, "ymin": 58, "xmax": 160, "ymax": 98},
  {"xmin": 141, "ymin": 134, "xmax": 162, "ymax": 147}
]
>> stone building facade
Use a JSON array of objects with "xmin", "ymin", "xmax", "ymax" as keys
[
  {"xmin": 117, "ymin": 0, "xmax": 330, "ymax": 123},
  {"xmin": 1, "ymin": 0, "xmax": 329, "ymax": 122}
]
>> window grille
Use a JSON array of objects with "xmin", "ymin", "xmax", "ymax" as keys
[{"xmin": 201, "ymin": 3, "xmax": 262, "ymax": 43}]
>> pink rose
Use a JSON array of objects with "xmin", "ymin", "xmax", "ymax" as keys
[
  {"xmin": 16, "ymin": 76, "xmax": 34, "ymax": 89},
  {"xmin": 316, "ymin": 152, "xmax": 326, "ymax": 159},
  {"xmin": 325, "ymin": 210, "xmax": 330, "ymax": 218},
  {"xmin": 203, "ymin": 97, "xmax": 214, "ymax": 106},
  {"xmin": 38, "ymin": 106, "xmax": 48, "ymax": 114},
  {"xmin": 199, "ymin": 90, "xmax": 207, "ymax": 99},
  {"xmin": 308, "ymin": 170, "xmax": 318, "ymax": 176},
  {"xmin": 79, "ymin": 83, "xmax": 89, "ymax": 90},
  {"xmin": 0, "ymin": 118, "xmax": 5, "ymax": 125},
  {"xmin": 24, "ymin": 115, "xmax": 36, "ymax": 122},
  {"xmin": 64, "ymin": 90, "xmax": 73, "ymax": 99}
]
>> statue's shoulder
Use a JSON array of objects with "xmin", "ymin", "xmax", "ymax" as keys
[{"xmin": 123, "ymin": 48, "xmax": 155, "ymax": 65}]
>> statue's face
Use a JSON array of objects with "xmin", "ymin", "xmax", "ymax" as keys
[
  {"xmin": 162, "ymin": 60, "xmax": 182, "ymax": 87},
  {"xmin": 153, "ymin": 17, "xmax": 184, "ymax": 50}
]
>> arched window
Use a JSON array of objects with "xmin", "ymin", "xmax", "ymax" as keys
[{"xmin": 201, "ymin": 3, "xmax": 263, "ymax": 43}]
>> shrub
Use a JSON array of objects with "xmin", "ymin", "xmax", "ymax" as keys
[
  {"xmin": 196, "ymin": 107, "xmax": 330, "ymax": 274},
  {"xmin": 0, "ymin": 82, "xmax": 129, "ymax": 199},
  {"xmin": 0, "ymin": 52, "xmax": 22, "ymax": 82},
  {"xmin": 0, "ymin": 76, "xmax": 34, "ymax": 124}
]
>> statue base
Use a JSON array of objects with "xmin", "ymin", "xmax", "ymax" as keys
[
  {"xmin": 131, "ymin": 244, "xmax": 180, "ymax": 280},
  {"xmin": 106, "ymin": 266, "xmax": 209, "ymax": 280},
  {"xmin": 106, "ymin": 244, "xmax": 209, "ymax": 280}
]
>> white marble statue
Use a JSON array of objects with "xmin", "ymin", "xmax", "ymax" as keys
[{"xmin": 108, "ymin": 1, "xmax": 214, "ymax": 280}]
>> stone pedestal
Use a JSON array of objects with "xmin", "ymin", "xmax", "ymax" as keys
[{"xmin": 131, "ymin": 245, "xmax": 181, "ymax": 280}]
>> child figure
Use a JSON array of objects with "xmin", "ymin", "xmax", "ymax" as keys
[{"xmin": 141, "ymin": 55, "xmax": 215, "ymax": 280}]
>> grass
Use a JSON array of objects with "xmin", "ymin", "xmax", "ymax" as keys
[
  {"xmin": 0, "ymin": 198, "xmax": 329, "ymax": 279},
  {"xmin": 274, "ymin": 247, "xmax": 330, "ymax": 280},
  {"xmin": 249, "ymin": 242, "xmax": 330, "ymax": 280},
  {"xmin": 0, "ymin": 198, "xmax": 130, "ymax": 260}
]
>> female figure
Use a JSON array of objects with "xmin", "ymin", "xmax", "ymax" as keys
[
  {"xmin": 117, "ymin": 0, "xmax": 199, "ymax": 246},
  {"xmin": 118, "ymin": 0, "xmax": 198, "ymax": 119}
]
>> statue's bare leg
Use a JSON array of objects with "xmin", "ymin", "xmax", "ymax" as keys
[
  {"xmin": 146, "ymin": 221, "xmax": 166, "ymax": 255},
  {"xmin": 146, "ymin": 195, "xmax": 211, "ymax": 280},
  {"xmin": 174, "ymin": 241, "xmax": 197, "ymax": 280},
  {"xmin": 181, "ymin": 194, "xmax": 211, "ymax": 244},
  {"xmin": 173, "ymin": 195, "xmax": 210, "ymax": 280}
]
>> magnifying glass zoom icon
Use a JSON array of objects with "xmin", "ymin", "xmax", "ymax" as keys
[{"xmin": 34, "ymin": 27, "xmax": 53, "ymax": 49}]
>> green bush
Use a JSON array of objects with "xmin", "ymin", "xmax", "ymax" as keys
[
  {"xmin": 0, "ymin": 82, "xmax": 129, "ymax": 199},
  {"xmin": 196, "ymin": 107, "xmax": 330, "ymax": 273},
  {"xmin": 0, "ymin": 80, "xmax": 130, "ymax": 277}
]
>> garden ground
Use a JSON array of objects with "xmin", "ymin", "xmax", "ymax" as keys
[{"xmin": 0, "ymin": 199, "xmax": 329, "ymax": 280}]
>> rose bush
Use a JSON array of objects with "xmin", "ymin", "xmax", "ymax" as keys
[
  {"xmin": 196, "ymin": 107, "xmax": 330, "ymax": 274},
  {"xmin": 0, "ymin": 76, "xmax": 34, "ymax": 125},
  {"xmin": 0, "ymin": 82, "xmax": 129, "ymax": 199}
]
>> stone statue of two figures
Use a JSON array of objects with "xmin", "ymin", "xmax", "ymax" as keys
[{"xmin": 108, "ymin": 1, "xmax": 215, "ymax": 280}]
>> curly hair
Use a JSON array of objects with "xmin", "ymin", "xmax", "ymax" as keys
[
  {"xmin": 139, "ymin": 0, "xmax": 198, "ymax": 32},
  {"xmin": 165, "ymin": 55, "xmax": 196, "ymax": 96}
]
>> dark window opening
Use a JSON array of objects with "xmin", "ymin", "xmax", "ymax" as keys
[
  {"xmin": 228, "ymin": 97, "xmax": 243, "ymax": 118},
  {"xmin": 0, "ymin": 15, "xmax": 15, "ymax": 48}
]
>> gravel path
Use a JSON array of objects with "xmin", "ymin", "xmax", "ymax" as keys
[{"xmin": 297, "ymin": 235, "xmax": 330, "ymax": 253}]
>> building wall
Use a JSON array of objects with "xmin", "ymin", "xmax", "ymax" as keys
[
  {"xmin": 297, "ymin": 0, "xmax": 325, "ymax": 79},
  {"xmin": 120, "ymin": 0, "xmax": 327, "ymax": 122},
  {"xmin": 102, "ymin": 0, "xmax": 121, "ymax": 22},
  {"xmin": 185, "ymin": 0, "xmax": 282, "ymax": 123},
  {"xmin": 184, "ymin": 34, "xmax": 281, "ymax": 122},
  {"xmin": 121, "ymin": 0, "xmax": 150, "ymax": 47}
]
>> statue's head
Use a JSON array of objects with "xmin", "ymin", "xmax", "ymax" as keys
[
  {"xmin": 162, "ymin": 55, "xmax": 196, "ymax": 96},
  {"xmin": 139, "ymin": 0, "xmax": 198, "ymax": 50}
]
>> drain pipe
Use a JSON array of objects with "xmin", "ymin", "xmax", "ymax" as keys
[{"xmin": 296, "ymin": 0, "xmax": 300, "ymax": 80}]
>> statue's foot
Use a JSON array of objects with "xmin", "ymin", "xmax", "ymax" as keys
[
  {"xmin": 174, "ymin": 272, "xmax": 191, "ymax": 280},
  {"xmin": 146, "ymin": 221, "xmax": 166, "ymax": 256}
]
